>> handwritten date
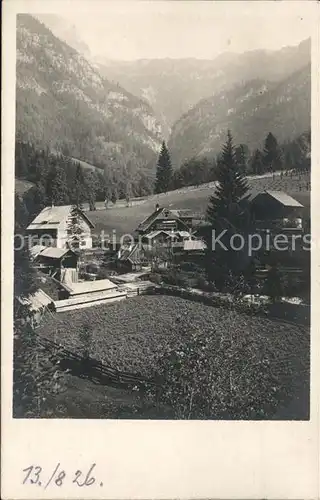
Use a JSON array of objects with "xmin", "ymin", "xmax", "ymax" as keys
[{"xmin": 22, "ymin": 463, "xmax": 103, "ymax": 488}]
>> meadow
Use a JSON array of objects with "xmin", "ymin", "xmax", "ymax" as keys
[
  {"xmin": 86, "ymin": 172, "xmax": 310, "ymax": 237},
  {"xmin": 38, "ymin": 295, "xmax": 309, "ymax": 418}
]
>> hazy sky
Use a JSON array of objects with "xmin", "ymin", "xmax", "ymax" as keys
[{"xmin": 37, "ymin": 1, "xmax": 313, "ymax": 60}]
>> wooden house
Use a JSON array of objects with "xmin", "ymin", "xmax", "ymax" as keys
[
  {"xmin": 117, "ymin": 243, "xmax": 150, "ymax": 272},
  {"xmin": 31, "ymin": 246, "xmax": 79, "ymax": 280},
  {"xmin": 136, "ymin": 206, "xmax": 195, "ymax": 236},
  {"xmin": 26, "ymin": 205, "xmax": 94, "ymax": 249},
  {"xmin": 244, "ymin": 191, "xmax": 304, "ymax": 230}
]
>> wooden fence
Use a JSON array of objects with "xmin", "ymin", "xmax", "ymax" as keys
[{"xmin": 37, "ymin": 334, "xmax": 157, "ymax": 388}]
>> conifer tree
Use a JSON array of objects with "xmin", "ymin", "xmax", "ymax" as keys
[
  {"xmin": 206, "ymin": 131, "xmax": 249, "ymax": 228},
  {"xmin": 235, "ymin": 144, "xmax": 248, "ymax": 175},
  {"xmin": 73, "ymin": 164, "xmax": 87, "ymax": 206},
  {"xmin": 111, "ymin": 188, "xmax": 118, "ymax": 205},
  {"xmin": 250, "ymin": 149, "xmax": 264, "ymax": 175},
  {"xmin": 154, "ymin": 141, "xmax": 173, "ymax": 194},
  {"xmin": 67, "ymin": 205, "xmax": 84, "ymax": 250},
  {"xmin": 46, "ymin": 163, "xmax": 69, "ymax": 205},
  {"xmin": 84, "ymin": 171, "xmax": 99, "ymax": 211},
  {"xmin": 263, "ymin": 132, "xmax": 283, "ymax": 173},
  {"xmin": 205, "ymin": 131, "xmax": 250, "ymax": 287},
  {"xmin": 23, "ymin": 184, "xmax": 47, "ymax": 223}
]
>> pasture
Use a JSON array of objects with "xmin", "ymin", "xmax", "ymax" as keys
[
  {"xmin": 87, "ymin": 171, "xmax": 310, "ymax": 237},
  {"xmin": 38, "ymin": 295, "xmax": 309, "ymax": 419}
]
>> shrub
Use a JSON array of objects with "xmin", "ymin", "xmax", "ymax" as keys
[{"xmin": 96, "ymin": 267, "xmax": 114, "ymax": 280}]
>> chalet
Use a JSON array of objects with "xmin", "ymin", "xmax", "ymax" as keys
[
  {"xmin": 136, "ymin": 206, "xmax": 195, "ymax": 236},
  {"xmin": 30, "ymin": 246, "xmax": 79, "ymax": 281},
  {"xmin": 244, "ymin": 191, "xmax": 304, "ymax": 230},
  {"xmin": 141, "ymin": 229, "xmax": 193, "ymax": 248},
  {"xmin": 26, "ymin": 205, "xmax": 94, "ymax": 249},
  {"xmin": 288, "ymin": 191, "xmax": 310, "ymax": 232},
  {"xmin": 117, "ymin": 243, "xmax": 150, "ymax": 272},
  {"xmin": 141, "ymin": 230, "xmax": 172, "ymax": 247}
]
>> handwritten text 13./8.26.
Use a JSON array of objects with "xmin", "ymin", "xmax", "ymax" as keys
[{"xmin": 22, "ymin": 463, "xmax": 103, "ymax": 488}]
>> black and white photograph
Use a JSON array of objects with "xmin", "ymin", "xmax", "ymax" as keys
[{"xmin": 12, "ymin": 0, "xmax": 312, "ymax": 424}]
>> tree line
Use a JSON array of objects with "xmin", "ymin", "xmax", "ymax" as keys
[
  {"xmin": 154, "ymin": 130, "xmax": 311, "ymax": 194},
  {"xmin": 15, "ymin": 141, "xmax": 155, "ymax": 215},
  {"xmin": 16, "ymin": 129, "xmax": 310, "ymax": 218}
]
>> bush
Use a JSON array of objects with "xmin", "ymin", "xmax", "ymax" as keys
[
  {"xmin": 146, "ymin": 273, "xmax": 163, "ymax": 285},
  {"xmin": 161, "ymin": 270, "xmax": 189, "ymax": 288},
  {"xmin": 96, "ymin": 267, "xmax": 113, "ymax": 280}
]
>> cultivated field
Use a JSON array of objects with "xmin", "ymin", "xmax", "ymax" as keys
[
  {"xmin": 87, "ymin": 172, "xmax": 310, "ymax": 237},
  {"xmin": 38, "ymin": 295, "xmax": 309, "ymax": 393}
]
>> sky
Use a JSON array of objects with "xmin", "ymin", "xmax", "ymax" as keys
[{"xmin": 35, "ymin": 1, "xmax": 314, "ymax": 60}]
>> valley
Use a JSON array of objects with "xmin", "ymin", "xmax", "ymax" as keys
[
  {"xmin": 13, "ymin": 12, "xmax": 311, "ymax": 422},
  {"xmin": 17, "ymin": 14, "xmax": 311, "ymax": 177}
]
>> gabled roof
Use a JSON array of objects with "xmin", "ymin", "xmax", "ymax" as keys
[
  {"xmin": 173, "ymin": 231, "xmax": 191, "ymax": 238},
  {"xmin": 30, "ymin": 244, "xmax": 47, "ymax": 259},
  {"xmin": 287, "ymin": 191, "xmax": 310, "ymax": 209},
  {"xmin": 137, "ymin": 207, "xmax": 193, "ymax": 233},
  {"xmin": 118, "ymin": 248, "xmax": 132, "ymax": 261},
  {"xmin": 27, "ymin": 205, "xmax": 94, "ymax": 230},
  {"xmin": 38, "ymin": 247, "xmax": 76, "ymax": 259},
  {"xmin": 264, "ymin": 191, "xmax": 304, "ymax": 207},
  {"xmin": 119, "ymin": 244, "xmax": 148, "ymax": 264},
  {"xmin": 137, "ymin": 207, "xmax": 164, "ymax": 232},
  {"xmin": 144, "ymin": 230, "xmax": 171, "ymax": 240}
]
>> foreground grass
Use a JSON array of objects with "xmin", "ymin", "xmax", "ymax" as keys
[
  {"xmin": 38, "ymin": 295, "xmax": 309, "ymax": 415},
  {"xmin": 35, "ymin": 294, "xmax": 310, "ymax": 419}
]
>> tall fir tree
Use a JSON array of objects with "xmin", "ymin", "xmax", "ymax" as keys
[
  {"xmin": 46, "ymin": 163, "xmax": 69, "ymax": 206},
  {"xmin": 67, "ymin": 164, "xmax": 87, "ymax": 248},
  {"xmin": 23, "ymin": 184, "xmax": 47, "ymax": 223},
  {"xmin": 154, "ymin": 141, "xmax": 173, "ymax": 194},
  {"xmin": 205, "ymin": 131, "xmax": 250, "ymax": 288},
  {"xmin": 235, "ymin": 144, "xmax": 249, "ymax": 176},
  {"xmin": 84, "ymin": 171, "xmax": 99, "ymax": 211},
  {"xmin": 250, "ymin": 149, "xmax": 264, "ymax": 175},
  {"xmin": 206, "ymin": 131, "xmax": 249, "ymax": 228},
  {"xmin": 67, "ymin": 205, "xmax": 84, "ymax": 250},
  {"xmin": 263, "ymin": 132, "xmax": 283, "ymax": 173},
  {"xmin": 73, "ymin": 164, "xmax": 87, "ymax": 207}
]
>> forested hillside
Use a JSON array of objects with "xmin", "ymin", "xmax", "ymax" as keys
[
  {"xmin": 168, "ymin": 65, "xmax": 311, "ymax": 167},
  {"xmin": 16, "ymin": 14, "xmax": 311, "ymax": 197},
  {"xmin": 97, "ymin": 39, "xmax": 310, "ymax": 137},
  {"xmin": 16, "ymin": 14, "xmax": 163, "ymax": 185}
]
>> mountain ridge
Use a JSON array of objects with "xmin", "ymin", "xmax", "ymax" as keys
[
  {"xmin": 168, "ymin": 63, "xmax": 311, "ymax": 166},
  {"xmin": 96, "ymin": 38, "xmax": 310, "ymax": 137},
  {"xmin": 16, "ymin": 14, "xmax": 164, "ymax": 182}
]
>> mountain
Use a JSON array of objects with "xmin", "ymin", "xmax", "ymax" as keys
[
  {"xmin": 16, "ymin": 14, "xmax": 163, "ymax": 181},
  {"xmin": 34, "ymin": 14, "xmax": 92, "ymax": 59},
  {"xmin": 96, "ymin": 39, "xmax": 310, "ymax": 137},
  {"xmin": 168, "ymin": 64, "xmax": 311, "ymax": 167}
]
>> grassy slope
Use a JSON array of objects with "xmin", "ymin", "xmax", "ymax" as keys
[
  {"xmin": 45, "ymin": 372, "xmax": 139, "ymax": 419},
  {"xmin": 87, "ymin": 172, "xmax": 310, "ymax": 237},
  {"xmin": 38, "ymin": 295, "xmax": 309, "ymax": 418},
  {"xmin": 38, "ymin": 295, "xmax": 309, "ymax": 374}
]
